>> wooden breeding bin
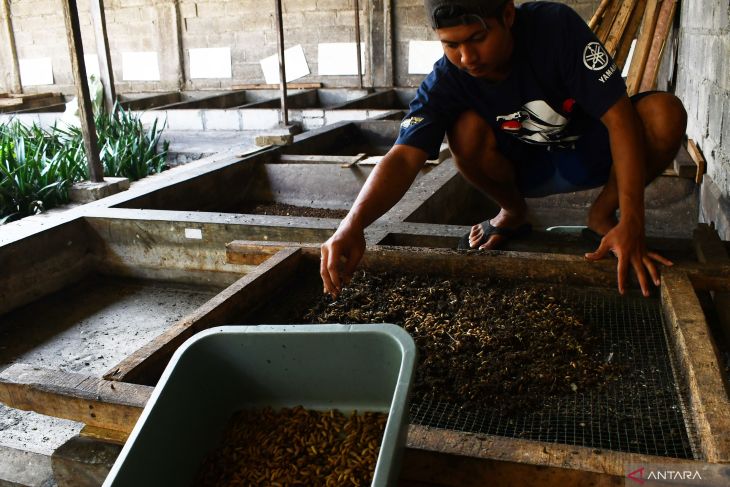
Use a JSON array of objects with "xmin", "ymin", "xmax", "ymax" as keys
[{"xmin": 1, "ymin": 242, "xmax": 729, "ymax": 486}]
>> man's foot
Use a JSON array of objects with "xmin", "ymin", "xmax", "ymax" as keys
[{"xmin": 458, "ymin": 220, "xmax": 532, "ymax": 250}]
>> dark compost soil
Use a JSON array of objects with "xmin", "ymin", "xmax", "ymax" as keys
[{"xmin": 301, "ymin": 271, "xmax": 623, "ymax": 413}]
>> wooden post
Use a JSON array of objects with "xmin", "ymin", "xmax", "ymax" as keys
[
  {"xmin": 639, "ymin": 0, "xmax": 678, "ymax": 93},
  {"xmin": 603, "ymin": 0, "xmax": 637, "ymax": 57},
  {"xmin": 274, "ymin": 0, "xmax": 288, "ymax": 126},
  {"xmin": 0, "ymin": 0, "xmax": 21, "ymax": 93},
  {"xmin": 368, "ymin": 0, "xmax": 393, "ymax": 88},
  {"xmin": 588, "ymin": 0, "xmax": 612, "ymax": 32},
  {"xmin": 89, "ymin": 0, "xmax": 116, "ymax": 114},
  {"xmin": 626, "ymin": 0, "xmax": 660, "ymax": 95},
  {"xmin": 354, "ymin": 0, "xmax": 363, "ymax": 89},
  {"xmin": 62, "ymin": 0, "xmax": 104, "ymax": 183},
  {"xmin": 172, "ymin": 0, "xmax": 186, "ymax": 91}
]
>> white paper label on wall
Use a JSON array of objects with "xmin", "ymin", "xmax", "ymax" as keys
[
  {"xmin": 407, "ymin": 41, "xmax": 443, "ymax": 74},
  {"xmin": 259, "ymin": 45, "xmax": 310, "ymax": 84},
  {"xmin": 184, "ymin": 228, "xmax": 203, "ymax": 240},
  {"xmin": 189, "ymin": 47, "xmax": 232, "ymax": 79},
  {"xmin": 122, "ymin": 52, "xmax": 161, "ymax": 81},
  {"xmin": 317, "ymin": 43, "xmax": 367, "ymax": 76},
  {"xmin": 84, "ymin": 55, "xmax": 100, "ymax": 79},
  {"xmin": 19, "ymin": 58, "xmax": 54, "ymax": 86}
]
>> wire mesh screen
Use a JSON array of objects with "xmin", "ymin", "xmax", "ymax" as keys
[{"xmin": 409, "ymin": 287, "xmax": 700, "ymax": 459}]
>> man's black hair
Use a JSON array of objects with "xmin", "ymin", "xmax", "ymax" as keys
[{"xmin": 425, "ymin": 0, "xmax": 509, "ymax": 29}]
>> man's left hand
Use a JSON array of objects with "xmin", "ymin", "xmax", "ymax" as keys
[{"xmin": 584, "ymin": 221, "xmax": 673, "ymax": 296}]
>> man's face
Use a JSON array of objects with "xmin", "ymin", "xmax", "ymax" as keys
[{"xmin": 435, "ymin": 5, "xmax": 515, "ymax": 81}]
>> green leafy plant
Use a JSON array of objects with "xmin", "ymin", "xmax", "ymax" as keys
[
  {"xmin": 0, "ymin": 104, "xmax": 169, "ymax": 224},
  {"xmin": 0, "ymin": 121, "xmax": 82, "ymax": 224}
]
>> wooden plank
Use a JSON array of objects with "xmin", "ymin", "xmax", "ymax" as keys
[
  {"xmin": 673, "ymin": 143, "xmax": 698, "ymax": 179},
  {"xmin": 231, "ymin": 82, "xmax": 322, "ymax": 90},
  {"xmin": 62, "ymin": 0, "xmax": 104, "ymax": 182},
  {"xmin": 0, "ymin": 98, "xmax": 22, "ymax": 107},
  {"xmin": 639, "ymin": 0, "xmax": 678, "ymax": 93},
  {"xmin": 661, "ymin": 269, "xmax": 730, "ymax": 462},
  {"xmin": 7, "ymin": 92, "xmax": 54, "ymax": 100},
  {"xmin": 404, "ymin": 425, "xmax": 707, "ymax": 486},
  {"xmin": 103, "ymin": 247, "xmax": 303, "ymax": 384},
  {"xmin": 80, "ymin": 425, "xmax": 131, "ymax": 445},
  {"xmin": 687, "ymin": 139, "xmax": 706, "ymax": 184},
  {"xmin": 226, "ymin": 241, "xmax": 623, "ymax": 287},
  {"xmin": 276, "ymin": 154, "xmax": 366, "ymax": 164},
  {"xmin": 603, "ymin": 0, "xmax": 637, "ymax": 57},
  {"xmin": 359, "ymin": 144, "xmax": 450, "ymax": 166},
  {"xmin": 595, "ymin": 0, "xmax": 623, "ymax": 44},
  {"xmin": 0, "ymin": 0, "xmax": 21, "ymax": 93},
  {"xmin": 0, "ymin": 364, "xmax": 151, "ymax": 434},
  {"xmin": 693, "ymin": 223, "xmax": 730, "ymax": 350},
  {"xmin": 340, "ymin": 152, "xmax": 368, "ymax": 168},
  {"xmin": 614, "ymin": 0, "xmax": 646, "ymax": 69},
  {"xmin": 626, "ymin": 0, "xmax": 660, "ymax": 96},
  {"xmin": 226, "ymin": 241, "xmax": 290, "ymax": 265},
  {"xmin": 588, "ymin": 0, "xmax": 613, "ymax": 32}
]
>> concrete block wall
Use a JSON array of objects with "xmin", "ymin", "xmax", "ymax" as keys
[
  {"xmin": 674, "ymin": 0, "xmax": 730, "ymax": 238},
  {"xmin": 0, "ymin": 0, "xmax": 371, "ymax": 95},
  {"xmin": 1, "ymin": 0, "xmax": 601, "ymax": 96}
]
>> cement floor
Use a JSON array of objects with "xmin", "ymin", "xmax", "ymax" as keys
[{"xmin": 0, "ymin": 275, "xmax": 221, "ymax": 486}]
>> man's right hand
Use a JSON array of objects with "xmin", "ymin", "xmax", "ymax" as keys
[{"xmin": 320, "ymin": 220, "xmax": 366, "ymax": 297}]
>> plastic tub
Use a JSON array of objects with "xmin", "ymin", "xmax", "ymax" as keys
[{"xmin": 103, "ymin": 323, "xmax": 416, "ymax": 486}]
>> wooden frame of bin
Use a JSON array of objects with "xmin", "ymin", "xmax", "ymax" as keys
[{"xmin": 1, "ymin": 242, "xmax": 728, "ymax": 486}]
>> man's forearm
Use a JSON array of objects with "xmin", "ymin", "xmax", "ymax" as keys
[
  {"xmin": 343, "ymin": 145, "xmax": 428, "ymax": 231},
  {"xmin": 602, "ymin": 96, "xmax": 647, "ymax": 226}
]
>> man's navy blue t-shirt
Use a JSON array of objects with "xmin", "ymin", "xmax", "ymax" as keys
[{"xmin": 395, "ymin": 2, "xmax": 626, "ymax": 161}]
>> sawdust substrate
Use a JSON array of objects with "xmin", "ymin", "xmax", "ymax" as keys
[{"xmin": 302, "ymin": 271, "xmax": 623, "ymax": 413}]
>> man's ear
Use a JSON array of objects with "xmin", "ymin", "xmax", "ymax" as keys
[{"xmin": 503, "ymin": 0, "xmax": 516, "ymax": 28}]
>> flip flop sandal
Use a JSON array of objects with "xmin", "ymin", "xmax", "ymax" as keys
[{"xmin": 457, "ymin": 221, "xmax": 533, "ymax": 250}]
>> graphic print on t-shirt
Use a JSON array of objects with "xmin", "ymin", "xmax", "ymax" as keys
[{"xmin": 495, "ymin": 100, "xmax": 580, "ymax": 147}]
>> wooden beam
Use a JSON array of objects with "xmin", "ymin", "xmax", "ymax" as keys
[
  {"xmin": 661, "ymin": 269, "xmax": 730, "ymax": 462},
  {"xmin": 231, "ymin": 82, "xmax": 322, "ymax": 90},
  {"xmin": 595, "ymin": 0, "xmax": 623, "ymax": 44},
  {"xmin": 274, "ymin": 0, "xmax": 288, "ymax": 125},
  {"xmin": 588, "ymin": 0, "xmax": 612, "ymax": 32},
  {"xmin": 103, "ymin": 247, "xmax": 303, "ymax": 384},
  {"xmin": 341, "ymin": 152, "xmax": 368, "ymax": 168},
  {"xmin": 62, "ymin": 0, "xmax": 104, "ymax": 182},
  {"xmin": 673, "ymin": 143, "xmax": 699, "ymax": 179},
  {"xmin": 639, "ymin": 0, "xmax": 678, "ymax": 93},
  {"xmin": 404, "ymin": 424, "xmax": 708, "ymax": 486},
  {"xmin": 603, "ymin": 0, "xmax": 637, "ymax": 57},
  {"xmin": 276, "ymin": 154, "xmax": 367, "ymax": 164},
  {"xmin": 89, "ymin": 0, "xmax": 116, "ymax": 114},
  {"xmin": 687, "ymin": 139, "xmax": 706, "ymax": 184},
  {"xmin": 79, "ymin": 425, "xmax": 131, "ymax": 445},
  {"xmin": 226, "ymin": 241, "xmax": 290, "ymax": 265},
  {"xmin": 614, "ymin": 0, "xmax": 646, "ymax": 69},
  {"xmin": 626, "ymin": 0, "xmax": 660, "ymax": 96},
  {"xmin": 0, "ymin": 0, "xmax": 21, "ymax": 93},
  {"xmin": 0, "ymin": 364, "xmax": 151, "ymax": 434}
]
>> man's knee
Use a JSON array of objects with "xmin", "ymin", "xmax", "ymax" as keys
[
  {"xmin": 447, "ymin": 110, "xmax": 498, "ymax": 168},
  {"xmin": 635, "ymin": 93, "xmax": 687, "ymax": 151}
]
